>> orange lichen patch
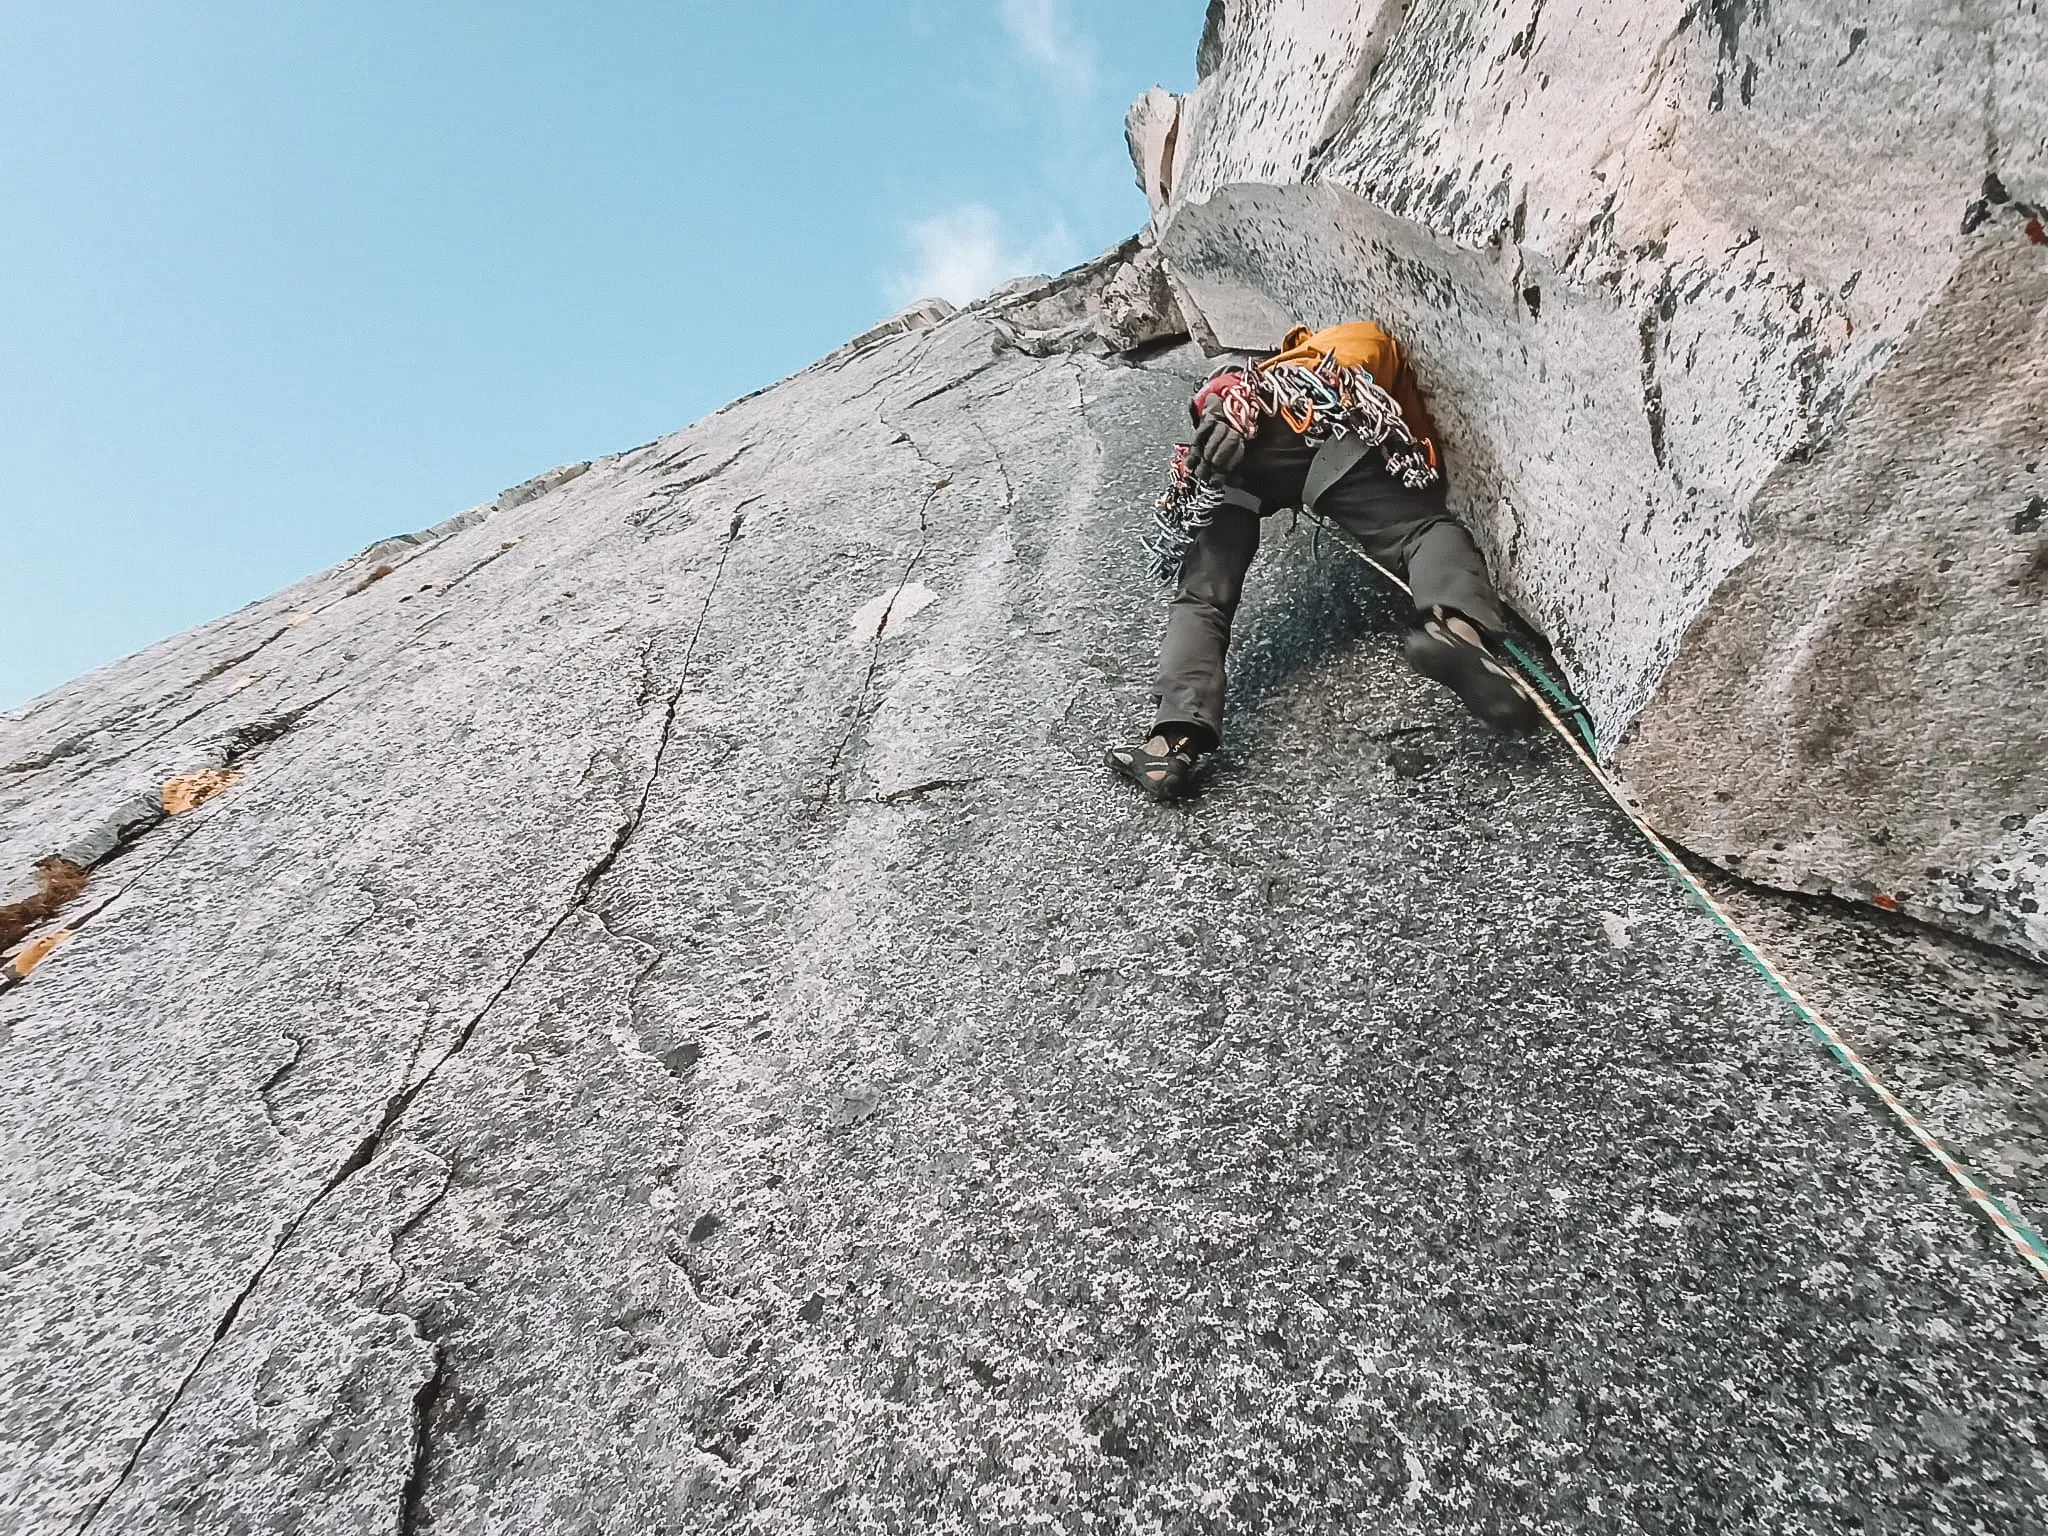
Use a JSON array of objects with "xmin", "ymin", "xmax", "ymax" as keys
[
  {"xmin": 162, "ymin": 767, "xmax": 243, "ymax": 815},
  {"xmin": 13, "ymin": 929, "xmax": 72, "ymax": 977},
  {"xmin": 0, "ymin": 858, "xmax": 89, "ymax": 953}
]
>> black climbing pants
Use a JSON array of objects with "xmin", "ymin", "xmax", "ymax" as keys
[{"xmin": 1153, "ymin": 425, "xmax": 1505, "ymax": 750}]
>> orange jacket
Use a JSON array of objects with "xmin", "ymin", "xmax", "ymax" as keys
[{"xmin": 1261, "ymin": 322, "xmax": 1441, "ymax": 466}]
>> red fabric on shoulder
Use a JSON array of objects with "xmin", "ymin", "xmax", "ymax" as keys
[{"xmin": 1190, "ymin": 366, "xmax": 1249, "ymax": 426}]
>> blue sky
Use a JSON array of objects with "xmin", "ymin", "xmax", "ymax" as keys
[{"xmin": 0, "ymin": 2, "xmax": 1199, "ymax": 709}]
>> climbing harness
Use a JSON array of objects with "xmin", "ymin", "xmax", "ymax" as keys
[
  {"xmin": 1147, "ymin": 352, "xmax": 1439, "ymax": 586},
  {"xmin": 1325, "ymin": 526, "xmax": 2048, "ymax": 1283}
]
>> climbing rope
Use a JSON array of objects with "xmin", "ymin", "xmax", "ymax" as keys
[{"xmin": 1323, "ymin": 526, "xmax": 2048, "ymax": 1282}]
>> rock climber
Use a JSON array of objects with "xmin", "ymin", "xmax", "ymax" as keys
[{"xmin": 1106, "ymin": 321, "xmax": 1537, "ymax": 801}]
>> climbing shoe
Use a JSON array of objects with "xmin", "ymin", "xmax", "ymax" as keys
[
  {"xmin": 1105, "ymin": 732, "xmax": 1201, "ymax": 802},
  {"xmin": 1402, "ymin": 612, "xmax": 1540, "ymax": 734}
]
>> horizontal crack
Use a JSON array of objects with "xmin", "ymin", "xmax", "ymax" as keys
[
  {"xmin": 897, "ymin": 352, "xmax": 1006, "ymax": 412},
  {"xmin": 872, "ymin": 776, "xmax": 984, "ymax": 805},
  {"xmin": 634, "ymin": 447, "xmax": 754, "ymax": 534},
  {"xmin": 433, "ymin": 539, "xmax": 522, "ymax": 596},
  {"xmin": 4, "ymin": 695, "xmax": 339, "ymax": 1002}
]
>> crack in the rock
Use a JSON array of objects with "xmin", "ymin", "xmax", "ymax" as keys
[
  {"xmin": 0, "ymin": 817, "xmax": 206, "ymax": 1006},
  {"xmin": 189, "ymin": 640, "xmax": 273, "ymax": 689},
  {"xmin": 850, "ymin": 329, "xmax": 946, "ymax": 405},
  {"xmin": 44, "ymin": 695, "xmax": 231, "ymax": 783},
  {"xmin": 1637, "ymin": 275, "xmax": 1673, "ymax": 470},
  {"xmin": 897, "ymin": 351, "xmax": 1007, "ymax": 412},
  {"xmin": 374, "ymin": 1149, "xmax": 453, "ymax": 1535},
  {"xmin": 965, "ymin": 391, "xmax": 1019, "ymax": 529},
  {"xmin": 162, "ymin": 537, "xmax": 452, "ymax": 700},
  {"xmin": 5, "ymin": 614, "xmax": 358, "ymax": 792},
  {"xmin": 590, "ymin": 906, "xmax": 669, "ymax": 1053},
  {"xmin": 65, "ymin": 511, "xmax": 755, "ymax": 1530},
  {"xmin": 4, "ymin": 696, "xmax": 337, "ymax": 1002},
  {"xmin": 2, "ymin": 728, "xmax": 97, "ymax": 775},
  {"xmin": 872, "ymin": 776, "xmax": 985, "ymax": 805},
  {"xmin": 254, "ymin": 1036, "xmax": 306, "ymax": 1143},
  {"xmin": 817, "ymin": 478, "xmax": 943, "ymax": 807},
  {"xmin": 433, "ymin": 539, "xmax": 522, "ymax": 597},
  {"xmin": 631, "ymin": 636, "xmax": 663, "ymax": 714},
  {"xmin": 634, "ymin": 447, "xmax": 754, "ymax": 534},
  {"xmin": 396, "ymin": 1347, "xmax": 445, "ymax": 1536},
  {"xmin": 1668, "ymin": 834, "xmax": 2048, "ymax": 971},
  {"xmin": 806, "ymin": 373, "xmax": 962, "ymax": 810},
  {"xmin": 389, "ymin": 1175, "xmax": 454, "ymax": 1250}
]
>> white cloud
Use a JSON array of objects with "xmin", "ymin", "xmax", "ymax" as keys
[
  {"xmin": 886, "ymin": 204, "xmax": 1076, "ymax": 308},
  {"xmin": 1000, "ymin": 0, "xmax": 1097, "ymax": 94}
]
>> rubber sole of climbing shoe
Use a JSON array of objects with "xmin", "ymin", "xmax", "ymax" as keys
[
  {"xmin": 1104, "ymin": 742, "xmax": 1196, "ymax": 802},
  {"xmin": 1402, "ymin": 624, "xmax": 1541, "ymax": 734}
]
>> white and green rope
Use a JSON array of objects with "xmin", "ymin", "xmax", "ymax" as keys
[{"xmin": 1326, "ymin": 529, "xmax": 2048, "ymax": 1281}]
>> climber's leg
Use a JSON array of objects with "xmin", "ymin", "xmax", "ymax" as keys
[
  {"xmin": 1107, "ymin": 505, "xmax": 1261, "ymax": 798},
  {"xmin": 1400, "ymin": 609, "xmax": 1538, "ymax": 733},
  {"xmin": 1150, "ymin": 503, "xmax": 1261, "ymax": 752},
  {"xmin": 1320, "ymin": 464, "xmax": 1535, "ymax": 732},
  {"xmin": 1400, "ymin": 520, "xmax": 1506, "ymax": 640}
]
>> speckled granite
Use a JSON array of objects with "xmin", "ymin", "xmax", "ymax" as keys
[
  {"xmin": 1690, "ymin": 864, "xmax": 2048, "ymax": 1254},
  {"xmin": 2, "ymin": 301, "xmax": 2044, "ymax": 1534}
]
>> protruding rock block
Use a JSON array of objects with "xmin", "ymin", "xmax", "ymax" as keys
[{"xmin": 1136, "ymin": 0, "xmax": 2048, "ymax": 959}]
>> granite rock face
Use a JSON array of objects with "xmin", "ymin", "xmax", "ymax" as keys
[
  {"xmin": 3, "ymin": 259, "xmax": 2046, "ymax": 1533},
  {"xmin": 1132, "ymin": 0, "xmax": 2048, "ymax": 960},
  {"xmin": 5, "ymin": 5, "xmax": 2048, "ymax": 1528}
]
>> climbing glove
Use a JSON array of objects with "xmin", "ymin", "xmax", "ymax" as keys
[{"xmin": 1189, "ymin": 396, "xmax": 1249, "ymax": 482}]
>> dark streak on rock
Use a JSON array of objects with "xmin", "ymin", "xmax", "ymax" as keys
[
  {"xmin": 434, "ymin": 541, "xmax": 521, "ymax": 596},
  {"xmin": 253, "ymin": 1036, "xmax": 305, "ymax": 1142},
  {"xmin": 1701, "ymin": 0, "xmax": 1765, "ymax": 111},
  {"xmin": 1506, "ymin": 0, "xmax": 1546, "ymax": 60},
  {"xmin": 1638, "ymin": 299, "xmax": 1669, "ymax": 470}
]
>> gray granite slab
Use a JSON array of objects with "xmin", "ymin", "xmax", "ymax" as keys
[{"xmin": 1, "ymin": 303, "xmax": 2042, "ymax": 1534}]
